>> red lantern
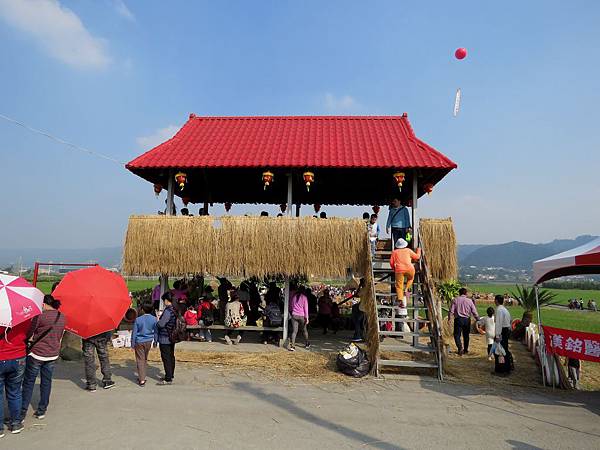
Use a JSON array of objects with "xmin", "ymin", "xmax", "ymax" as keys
[
  {"xmin": 280, "ymin": 203, "xmax": 287, "ymax": 214},
  {"xmin": 314, "ymin": 204, "xmax": 321, "ymax": 213},
  {"xmin": 372, "ymin": 205, "xmax": 380, "ymax": 215},
  {"xmin": 393, "ymin": 171, "xmax": 405, "ymax": 191},
  {"xmin": 182, "ymin": 196, "xmax": 190, "ymax": 206},
  {"xmin": 303, "ymin": 171, "xmax": 314, "ymax": 192},
  {"xmin": 175, "ymin": 172, "xmax": 187, "ymax": 190},
  {"xmin": 424, "ymin": 183, "xmax": 434, "ymax": 196},
  {"xmin": 153, "ymin": 183, "xmax": 162, "ymax": 197},
  {"xmin": 262, "ymin": 171, "xmax": 274, "ymax": 190},
  {"xmin": 224, "ymin": 202, "xmax": 232, "ymax": 212},
  {"xmin": 455, "ymin": 47, "xmax": 467, "ymax": 60}
]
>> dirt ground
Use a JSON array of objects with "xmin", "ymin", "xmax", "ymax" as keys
[{"xmin": 5, "ymin": 359, "xmax": 600, "ymax": 450}]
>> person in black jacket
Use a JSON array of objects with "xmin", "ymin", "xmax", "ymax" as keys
[{"xmin": 156, "ymin": 293, "xmax": 177, "ymax": 385}]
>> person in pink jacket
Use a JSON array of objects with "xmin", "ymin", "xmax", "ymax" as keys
[{"xmin": 288, "ymin": 286, "xmax": 310, "ymax": 351}]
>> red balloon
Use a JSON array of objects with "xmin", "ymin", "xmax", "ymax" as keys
[{"xmin": 455, "ymin": 48, "xmax": 467, "ymax": 60}]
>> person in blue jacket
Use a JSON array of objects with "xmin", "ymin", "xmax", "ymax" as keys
[
  {"xmin": 386, "ymin": 198, "xmax": 412, "ymax": 248},
  {"xmin": 131, "ymin": 302, "xmax": 157, "ymax": 386}
]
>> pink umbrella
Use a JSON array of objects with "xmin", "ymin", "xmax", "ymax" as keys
[{"xmin": 0, "ymin": 274, "xmax": 44, "ymax": 328}]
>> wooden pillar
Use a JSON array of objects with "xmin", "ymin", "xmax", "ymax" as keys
[
  {"xmin": 160, "ymin": 170, "xmax": 175, "ymax": 310},
  {"xmin": 412, "ymin": 170, "xmax": 419, "ymax": 346},
  {"xmin": 283, "ymin": 172, "xmax": 293, "ymax": 344}
]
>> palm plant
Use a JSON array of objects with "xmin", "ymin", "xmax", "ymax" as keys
[
  {"xmin": 509, "ymin": 284, "xmax": 558, "ymax": 329},
  {"xmin": 436, "ymin": 279, "xmax": 462, "ymax": 308}
]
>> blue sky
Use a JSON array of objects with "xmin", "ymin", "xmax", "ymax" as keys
[{"xmin": 1, "ymin": 0, "xmax": 599, "ymax": 249}]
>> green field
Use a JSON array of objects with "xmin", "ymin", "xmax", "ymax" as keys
[
  {"xmin": 36, "ymin": 279, "xmax": 158, "ymax": 294},
  {"xmin": 467, "ymin": 283, "xmax": 600, "ymax": 306},
  {"xmin": 472, "ymin": 305, "xmax": 599, "ymax": 333}
]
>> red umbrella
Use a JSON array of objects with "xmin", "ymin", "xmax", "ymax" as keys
[{"xmin": 52, "ymin": 266, "xmax": 131, "ymax": 339}]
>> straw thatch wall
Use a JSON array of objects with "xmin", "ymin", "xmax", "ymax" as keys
[
  {"xmin": 419, "ymin": 218, "xmax": 458, "ymax": 282},
  {"xmin": 122, "ymin": 215, "xmax": 370, "ymax": 279}
]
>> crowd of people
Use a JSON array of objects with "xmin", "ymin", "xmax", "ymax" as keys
[
  {"xmin": 448, "ymin": 288, "xmax": 514, "ymax": 377},
  {"xmin": 0, "ymin": 292, "xmax": 66, "ymax": 436},
  {"xmin": 568, "ymin": 298, "xmax": 597, "ymax": 311}
]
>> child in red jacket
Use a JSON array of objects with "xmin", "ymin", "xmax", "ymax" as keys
[
  {"xmin": 197, "ymin": 298, "xmax": 215, "ymax": 342},
  {"xmin": 184, "ymin": 306, "xmax": 198, "ymax": 340}
]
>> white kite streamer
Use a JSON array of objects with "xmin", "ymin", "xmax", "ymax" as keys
[{"xmin": 453, "ymin": 88, "xmax": 461, "ymax": 117}]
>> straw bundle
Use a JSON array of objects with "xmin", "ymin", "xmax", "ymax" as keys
[
  {"xmin": 122, "ymin": 215, "xmax": 370, "ymax": 279},
  {"xmin": 419, "ymin": 218, "xmax": 458, "ymax": 282}
]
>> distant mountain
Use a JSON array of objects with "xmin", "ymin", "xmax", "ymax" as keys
[
  {"xmin": 0, "ymin": 247, "xmax": 122, "ymax": 270},
  {"xmin": 460, "ymin": 235, "xmax": 598, "ymax": 270}
]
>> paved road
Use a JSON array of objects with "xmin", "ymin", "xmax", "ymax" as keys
[{"xmin": 5, "ymin": 360, "xmax": 600, "ymax": 450}]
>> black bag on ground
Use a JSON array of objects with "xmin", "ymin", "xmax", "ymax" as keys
[{"xmin": 336, "ymin": 344, "xmax": 370, "ymax": 378}]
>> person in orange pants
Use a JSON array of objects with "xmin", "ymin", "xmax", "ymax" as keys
[{"xmin": 389, "ymin": 238, "xmax": 421, "ymax": 304}]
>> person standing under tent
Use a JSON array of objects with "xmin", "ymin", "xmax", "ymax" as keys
[
  {"xmin": 217, "ymin": 277, "xmax": 233, "ymax": 324},
  {"xmin": 494, "ymin": 294, "xmax": 513, "ymax": 375},
  {"xmin": 288, "ymin": 287, "xmax": 310, "ymax": 351},
  {"xmin": 0, "ymin": 320, "xmax": 32, "ymax": 436},
  {"xmin": 224, "ymin": 290, "xmax": 246, "ymax": 345},
  {"xmin": 386, "ymin": 198, "xmax": 411, "ymax": 248},
  {"xmin": 317, "ymin": 289, "xmax": 333, "ymax": 335},
  {"xmin": 131, "ymin": 302, "xmax": 157, "ymax": 386},
  {"xmin": 20, "ymin": 295, "xmax": 66, "ymax": 422},
  {"xmin": 156, "ymin": 293, "xmax": 177, "ymax": 385},
  {"xmin": 449, "ymin": 288, "xmax": 480, "ymax": 356},
  {"xmin": 368, "ymin": 214, "xmax": 380, "ymax": 257},
  {"xmin": 567, "ymin": 358, "xmax": 581, "ymax": 389}
]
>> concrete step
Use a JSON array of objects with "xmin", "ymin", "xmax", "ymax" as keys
[{"xmin": 377, "ymin": 360, "xmax": 438, "ymax": 369}]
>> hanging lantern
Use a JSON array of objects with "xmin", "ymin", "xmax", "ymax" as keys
[
  {"xmin": 153, "ymin": 183, "xmax": 162, "ymax": 197},
  {"xmin": 262, "ymin": 171, "xmax": 274, "ymax": 190},
  {"xmin": 372, "ymin": 205, "xmax": 380, "ymax": 215},
  {"xmin": 424, "ymin": 183, "xmax": 434, "ymax": 196},
  {"xmin": 280, "ymin": 203, "xmax": 287, "ymax": 214},
  {"xmin": 303, "ymin": 171, "xmax": 314, "ymax": 192},
  {"xmin": 393, "ymin": 171, "xmax": 405, "ymax": 191},
  {"xmin": 175, "ymin": 172, "xmax": 187, "ymax": 190},
  {"xmin": 182, "ymin": 196, "xmax": 190, "ymax": 206},
  {"xmin": 314, "ymin": 204, "xmax": 321, "ymax": 213}
]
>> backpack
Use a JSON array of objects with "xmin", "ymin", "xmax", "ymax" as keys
[
  {"xmin": 202, "ymin": 307, "xmax": 215, "ymax": 327},
  {"xmin": 169, "ymin": 309, "xmax": 188, "ymax": 343},
  {"xmin": 265, "ymin": 304, "xmax": 283, "ymax": 326}
]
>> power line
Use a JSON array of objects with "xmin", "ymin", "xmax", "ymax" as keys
[{"xmin": 0, "ymin": 113, "xmax": 125, "ymax": 165}]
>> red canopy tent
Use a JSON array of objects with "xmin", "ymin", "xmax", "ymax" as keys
[
  {"xmin": 532, "ymin": 237, "xmax": 600, "ymax": 386},
  {"xmin": 533, "ymin": 237, "xmax": 600, "ymax": 284}
]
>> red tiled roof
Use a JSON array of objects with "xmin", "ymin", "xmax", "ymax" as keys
[{"xmin": 126, "ymin": 114, "xmax": 457, "ymax": 170}]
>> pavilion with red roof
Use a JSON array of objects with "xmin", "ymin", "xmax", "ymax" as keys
[{"xmin": 126, "ymin": 113, "xmax": 457, "ymax": 208}]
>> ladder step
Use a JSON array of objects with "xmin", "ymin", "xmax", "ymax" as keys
[
  {"xmin": 376, "ymin": 305, "xmax": 420, "ymax": 310},
  {"xmin": 379, "ymin": 331, "xmax": 431, "ymax": 337},
  {"xmin": 377, "ymin": 318, "xmax": 429, "ymax": 323},
  {"xmin": 377, "ymin": 360, "xmax": 438, "ymax": 369},
  {"xmin": 379, "ymin": 343, "xmax": 435, "ymax": 353}
]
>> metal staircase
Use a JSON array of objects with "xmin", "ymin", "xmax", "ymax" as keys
[{"xmin": 372, "ymin": 244, "xmax": 443, "ymax": 380}]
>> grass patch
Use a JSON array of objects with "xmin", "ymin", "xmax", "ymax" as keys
[
  {"xmin": 36, "ymin": 279, "xmax": 159, "ymax": 294},
  {"xmin": 468, "ymin": 283, "xmax": 600, "ymax": 306}
]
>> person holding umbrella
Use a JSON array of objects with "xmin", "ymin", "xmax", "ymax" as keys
[
  {"xmin": 82, "ymin": 331, "xmax": 115, "ymax": 391},
  {"xmin": 51, "ymin": 266, "xmax": 132, "ymax": 392},
  {"xmin": 0, "ymin": 273, "xmax": 45, "ymax": 436},
  {"xmin": 156, "ymin": 292, "xmax": 177, "ymax": 385},
  {"xmin": 20, "ymin": 294, "xmax": 66, "ymax": 421}
]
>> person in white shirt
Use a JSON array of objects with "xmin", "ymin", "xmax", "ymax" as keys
[
  {"xmin": 367, "ymin": 214, "xmax": 380, "ymax": 257},
  {"xmin": 477, "ymin": 307, "xmax": 495, "ymax": 360},
  {"xmin": 494, "ymin": 295, "xmax": 512, "ymax": 375}
]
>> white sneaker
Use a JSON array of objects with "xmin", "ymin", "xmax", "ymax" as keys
[
  {"xmin": 235, "ymin": 335, "xmax": 242, "ymax": 344},
  {"xmin": 224, "ymin": 335, "xmax": 232, "ymax": 345}
]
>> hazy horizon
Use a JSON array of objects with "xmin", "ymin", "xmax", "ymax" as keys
[{"xmin": 2, "ymin": 1, "xmax": 599, "ymax": 249}]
